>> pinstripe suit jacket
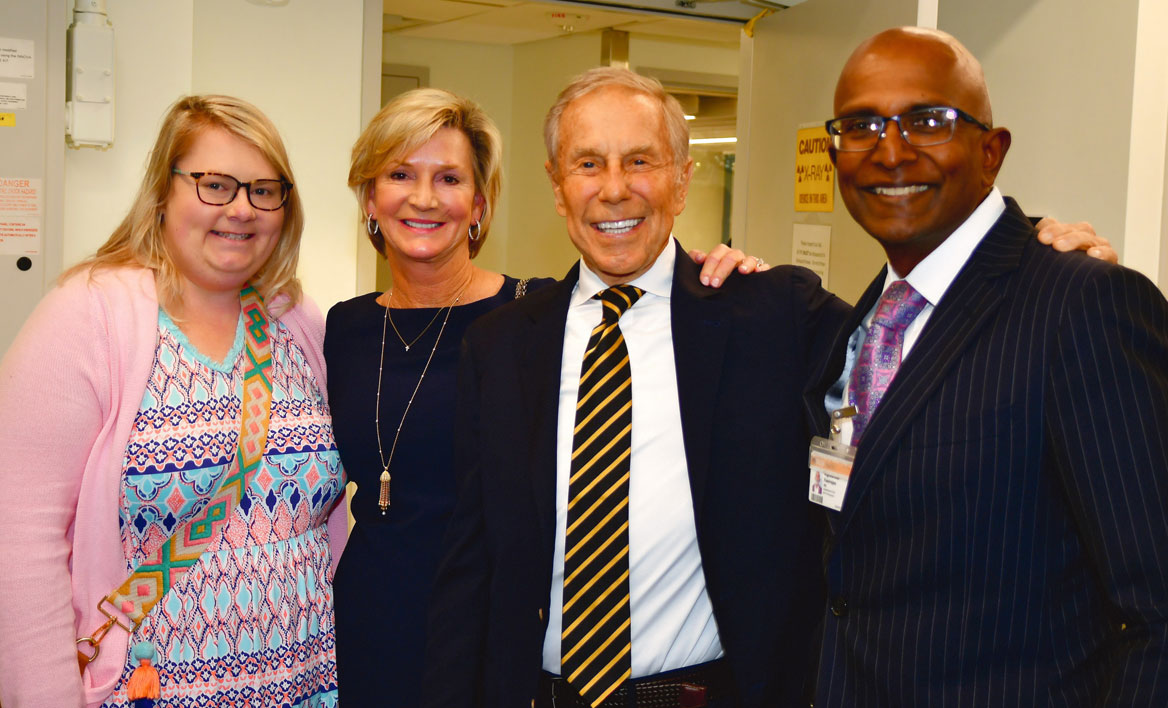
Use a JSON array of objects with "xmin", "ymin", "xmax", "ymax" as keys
[{"xmin": 807, "ymin": 199, "xmax": 1168, "ymax": 707}]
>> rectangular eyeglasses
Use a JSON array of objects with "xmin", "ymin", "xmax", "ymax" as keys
[
  {"xmin": 172, "ymin": 168, "xmax": 292, "ymax": 211},
  {"xmin": 825, "ymin": 106, "xmax": 991, "ymax": 152}
]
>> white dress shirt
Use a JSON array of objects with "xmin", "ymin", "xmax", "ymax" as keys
[
  {"xmin": 542, "ymin": 241, "xmax": 723, "ymax": 676},
  {"xmin": 826, "ymin": 187, "xmax": 1007, "ymax": 444}
]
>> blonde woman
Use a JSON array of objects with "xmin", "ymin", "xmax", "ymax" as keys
[{"xmin": 0, "ymin": 95, "xmax": 346, "ymax": 707}]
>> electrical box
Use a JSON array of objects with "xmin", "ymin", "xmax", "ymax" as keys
[{"xmin": 0, "ymin": 3, "xmax": 66, "ymax": 355}]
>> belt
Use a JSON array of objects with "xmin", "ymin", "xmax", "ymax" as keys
[{"xmin": 538, "ymin": 659, "xmax": 734, "ymax": 708}]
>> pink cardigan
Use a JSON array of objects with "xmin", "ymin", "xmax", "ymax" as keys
[{"xmin": 0, "ymin": 267, "xmax": 348, "ymax": 708}]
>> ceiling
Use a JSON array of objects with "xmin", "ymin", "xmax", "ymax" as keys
[{"xmin": 380, "ymin": 0, "xmax": 799, "ymax": 46}]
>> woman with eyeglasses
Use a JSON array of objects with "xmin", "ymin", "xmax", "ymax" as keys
[{"xmin": 0, "ymin": 95, "xmax": 345, "ymax": 707}]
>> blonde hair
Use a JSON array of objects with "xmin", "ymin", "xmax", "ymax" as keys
[
  {"xmin": 64, "ymin": 94, "xmax": 304, "ymax": 311},
  {"xmin": 348, "ymin": 88, "xmax": 503, "ymax": 258},
  {"xmin": 543, "ymin": 67, "xmax": 690, "ymax": 171}
]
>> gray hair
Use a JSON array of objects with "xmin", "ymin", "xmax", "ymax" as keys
[{"xmin": 543, "ymin": 67, "xmax": 690, "ymax": 170}]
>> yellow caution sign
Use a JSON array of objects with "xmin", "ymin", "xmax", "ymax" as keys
[{"xmin": 794, "ymin": 126, "xmax": 833, "ymax": 212}]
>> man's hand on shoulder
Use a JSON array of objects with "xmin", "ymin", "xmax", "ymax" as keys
[
  {"xmin": 1036, "ymin": 217, "xmax": 1118, "ymax": 263},
  {"xmin": 690, "ymin": 243, "xmax": 770, "ymax": 288}
]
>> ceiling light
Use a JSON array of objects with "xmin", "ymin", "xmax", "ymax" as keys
[{"xmin": 690, "ymin": 137, "xmax": 737, "ymax": 145}]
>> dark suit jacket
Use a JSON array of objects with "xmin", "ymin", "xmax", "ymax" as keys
[
  {"xmin": 808, "ymin": 199, "xmax": 1168, "ymax": 707},
  {"xmin": 422, "ymin": 241, "xmax": 850, "ymax": 708}
]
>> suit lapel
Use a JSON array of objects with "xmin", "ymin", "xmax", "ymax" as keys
[
  {"xmin": 835, "ymin": 200, "xmax": 1032, "ymax": 536},
  {"xmin": 669, "ymin": 242, "xmax": 731, "ymax": 521},
  {"xmin": 519, "ymin": 265, "xmax": 577, "ymax": 542}
]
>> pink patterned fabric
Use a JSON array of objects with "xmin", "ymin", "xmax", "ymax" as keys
[
  {"xmin": 99, "ymin": 311, "xmax": 341, "ymax": 707},
  {"xmin": 848, "ymin": 280, "xmax": 928, "ymax": 444},
  {"xmin": 0, "ymin": 267, "xmax": 346, "ymax": 708}
]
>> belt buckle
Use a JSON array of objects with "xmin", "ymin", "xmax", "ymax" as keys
[{"xmin": 549, "ymin": 679, "xmax": 589, "ymax": 708}]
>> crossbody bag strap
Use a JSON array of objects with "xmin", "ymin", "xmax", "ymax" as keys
[{"xmin": 77, "ymin": 285, "xmax": 275, "ymax": 673}]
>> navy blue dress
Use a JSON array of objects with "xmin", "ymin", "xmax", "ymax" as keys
[{"xmin": 325, "ymin": 276, "xmax": 550, "ymax": 707}]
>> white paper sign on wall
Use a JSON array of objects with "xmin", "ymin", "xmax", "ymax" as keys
[{"xmin": 792, "ymin": 223, "xmax": 831, "ymax": 289}]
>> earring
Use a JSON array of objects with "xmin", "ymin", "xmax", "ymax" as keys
[
  {"xmin": 468, "ymin": 201, "xmax": 488, "ymax": 243},
  {"xmin": 366, "ymin": 212, "xmax": 380, "ymax": 237}
]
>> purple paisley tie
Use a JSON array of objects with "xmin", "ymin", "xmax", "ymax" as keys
[{"xmin": 848, "ymin": 280, "xmax": 928, "ymax": 444}]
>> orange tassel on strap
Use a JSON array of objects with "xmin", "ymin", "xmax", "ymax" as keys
[{"xmin": 127, "ymin": 641, "xmax": 160, "ymax": 707}]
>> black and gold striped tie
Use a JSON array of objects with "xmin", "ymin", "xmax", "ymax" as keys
[{"xmin": 562, "ymin": 284, "xmax": 643, "ymax": 707}]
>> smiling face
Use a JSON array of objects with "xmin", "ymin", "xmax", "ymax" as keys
[
  {"xmin": 547, "ymin": 86, "xmax": 693, "ymax": 286},
  {"xmin": 164, "ymin": 127, "xmax": 285, "ymax": 301},
  {"xmin": 365, "ymin": 126, "xmax": 483, "ymax": 268},
  {"xmin": 831, "ymin": 29, "xmax": 1010, "ymax": 275}
]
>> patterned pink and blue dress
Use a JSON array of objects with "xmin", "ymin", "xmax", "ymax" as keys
[{"xmin": 100, "ymin": 310, "xmax": 344, "ymax": 707}]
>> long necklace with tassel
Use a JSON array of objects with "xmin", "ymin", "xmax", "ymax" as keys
[{"xmin": 374, "ymin": 287, "xmax": 463, "ymax": 514}]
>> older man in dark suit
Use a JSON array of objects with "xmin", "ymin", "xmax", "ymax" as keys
[
  {"xmin": 422, "ymin": 67, "xmax": 848, "ymax": 708},
  {"xmin": 810, "ymin": 27, "xmax": 1168, "ymax": 706}
]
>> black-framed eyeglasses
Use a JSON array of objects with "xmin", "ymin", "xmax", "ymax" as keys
[
  {"xmin": 172, "ymin": 168, "xmax": 292, "ymax": 211},
  {"xmin": 824, "ymin": 106, "xmax": 992, "ymax": 152}
]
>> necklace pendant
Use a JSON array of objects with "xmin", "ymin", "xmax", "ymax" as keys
[
  {"xmin": 375, "ymin": 287, "xmax": 461, "ymax": 518},
  {"xmin": 378, "ymin": 468, "xmax": 391, "ymax": 515}
]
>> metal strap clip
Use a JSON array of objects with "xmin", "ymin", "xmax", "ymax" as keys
[{"xmin": 75, "ymin": 598, "xmax": 136, "ymax": 672}]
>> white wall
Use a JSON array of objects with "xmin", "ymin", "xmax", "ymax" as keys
[
  {"xmin": 1123, "ymin": 0, "xmax": 1168, "ymax": 286},
  {"xmin": 1162, "ymin": 115, "xmax": 1168, "ymax": 283},
  {"xmin": 939, "ymin": 0, "xmax": 1138, "ymax": 258},
  {"xmin": 629, "ymin": 35, "xmax": 739, "ymax": 77},
  {"xmin": 60, "ymin": 0, "xmax": 368, "ymax": 313},
  {"xmin": 63, "ymin": 0, "xmax": 193, "ymax": 268},
  {"xmin": 356, "ymin": 0, "xmax": 384, "ymax": 297}
]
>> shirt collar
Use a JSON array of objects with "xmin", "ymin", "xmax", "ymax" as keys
[
  {"xmin": 886, "ymin": 186, "xmax": 1006, "ymax": 305},
  {"xmin": 572, "ymin": 238, "xmax": 676, "ymax": 306}
]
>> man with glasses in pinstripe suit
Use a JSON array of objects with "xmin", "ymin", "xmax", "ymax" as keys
[{"xmin": 809, "ymin": 26, "xmax": 1168, "ymax": 707}]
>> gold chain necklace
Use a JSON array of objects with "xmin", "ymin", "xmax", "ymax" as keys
[
  {"xmin": 374, "ymin": 288, "xmax": 464, "ymax": 514},
  {"xmin": 385, "ymin": 291, "xmax": 444, "ymax": 352}
]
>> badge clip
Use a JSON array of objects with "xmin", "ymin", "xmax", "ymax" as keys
[
  {"xmin": 809, "ymin": 407, "xmax": 858, "ymax": 511},
  {"xmin": 830, "ymin": 405, "xmax": 857, "ymax": 443}
]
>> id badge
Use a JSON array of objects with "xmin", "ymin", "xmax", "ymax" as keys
[{"xmin": 808, "ymin": 435, "xmax": 855, "ymax": 511}]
